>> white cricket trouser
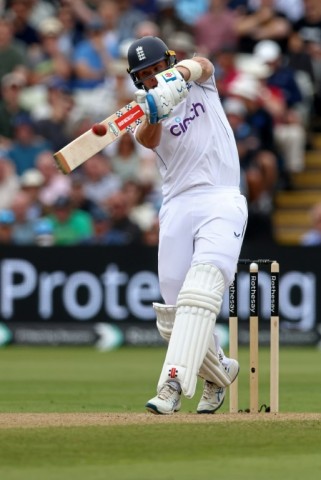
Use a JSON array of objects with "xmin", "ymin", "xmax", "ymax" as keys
[{"xmin": 158, "ymin": 186, "xmax": 248, "ymax": 304}]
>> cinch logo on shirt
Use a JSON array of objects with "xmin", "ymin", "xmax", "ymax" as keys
[{"xmin": 169, "ymin": 102, "xmax": 205, "ymax": 136}]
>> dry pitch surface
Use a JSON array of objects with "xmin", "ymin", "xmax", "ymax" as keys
[{"xmin": 0, "ymin": 412, "xmax": 320, "ymax": 429}]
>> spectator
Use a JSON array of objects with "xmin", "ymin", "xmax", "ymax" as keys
[
  {"xmin": 106, "ymin": 190, "xmax": 142, "ymax": 245},
  {"xmin": 167, "ymin": 31, "xmax": 196, "ymax": 62},
  {"xmin": 72, "ymin": 17, "xmax": 111, "ymax": 91},
  {"xmin": 174, "ymin": 0, "xmax": 209, "ymax": 27},
  {"xmin": 6, "ymin": 0, "xmax": 40, "ymax": 51},
  {"xmin": 253, "ymin": 40, "xmax": 307, "ymax": 173},
  {"xmin": 0, "ymin": 154, "xmax": 20, "ymax": 210},
  {"xmin": 46, "ymin": 194, "xmax": 93, "ymax": 245},
  {"xmin": 0, "ymin": 72, "xmax": 28, "ymax": 145},
  {"xmin": 155, "ymin": 0, "xmax": 192, "ymax": 39},
  {"xmin": 116, "ymin": 0, "xmax": 147, "ymax": 44},
  {"xmin": 29, "ymin": 17, "xmax": 72, "ymax": 86},
  {"xmin": 122, "ymin": 179, "xmax": 158, "ymax": 232},
  {"xmin": 227, "ymin": 75, "xmax": 280, "ymax": 195},
  {"xmin": 33, "ymin": 80, "xmax": 75, "ymax": 151},
  {"xmin": 97, "ymin": 0, "xmax": 121, "ymax": 59},
  {"xmin": 194, "ymin": 0, "xmax": 240, "ymax": 57},
  {"xmin": 20, "ymin": 167, "xmax": 45, "ymax": 220},
  {"xmin": 0, "ymin": 15, "xmax": 29, "ymax": 86},
  {"xmin": 109, "ymin": 132, "xmax": 147, "ymax": 183},
  {"xmin": 0, "ymin": 208, "xmax": 16, "ymax": 244},
  {"xmin": 36, "ymin": 150, "xmax": 71, "ymax": 211},
  {"xmin": 56, "ymin": 2, "xmax": 85, "ymax": 59},
  {"xmin": 6, "ymin": 112, "xmax": 52, "ymax": 175},
  {"xmin": 213, "ymin": 47, "xmax": 240, "ymax": 98},
  {"xmin": 81, "ymin": 152, "xmax": 121, "ymax": 207},
  {"xmin": 223, "ymin": 96, "xmax": 277, "ymax": 219},
  {"xmin": 292, "ymin": 0, "xmax": 321, "ymax": 118},
  {"xmin": 69, "ymin": 173, "xmax": 101, "ymax": 215},
  {"xmin": 80, "ymin": 207, "xmax": 113, "ymax": 245},
  {"xmin": 71, "ymin": 17, "xmax": 116, "ymax": 118},
  {"xmin": 300, "ymin": 202, "xmax": 321, "ymax": 245},
  {"xmin": 235, "ymin": 0, "xmax": 292, "ymax": 53},
  {"xmin": 10, "ymin": 190, "xmax": 36, "ymax": 245}
]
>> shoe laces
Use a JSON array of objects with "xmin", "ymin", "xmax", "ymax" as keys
[
  {"xmin": 158, "ymin": 382, "xmax": 179, "ymax": 401},
  {"xmin": 202, "ymin": 381, "xmax": 216, "ymax": 400}
]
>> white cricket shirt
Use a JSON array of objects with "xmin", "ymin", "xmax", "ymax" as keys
[{"xmin": 154, "ymin": 71, "xmax": 241, "ymax": 203}]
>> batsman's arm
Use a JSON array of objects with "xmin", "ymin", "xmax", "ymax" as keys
[
  {"xmin": 135, "ymin": 118, "xmax": 162, "ymax": 149},
  {"xmin": 176, "ymin": 56, "xmax": 214, "ymax": 83}
]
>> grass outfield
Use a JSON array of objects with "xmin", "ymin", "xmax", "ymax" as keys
[{"xmin": 0, "ymin": 346, "xmax": 320, "ymax": 479}]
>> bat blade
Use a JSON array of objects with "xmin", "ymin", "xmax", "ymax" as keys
[{"xmin": 54, "ymin": 101, "xmax": 145, "ymax": 174}]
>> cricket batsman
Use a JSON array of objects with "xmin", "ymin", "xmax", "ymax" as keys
[{"xmin": 127, "ymin": 36, "xmax": 248, "ymax": 414}]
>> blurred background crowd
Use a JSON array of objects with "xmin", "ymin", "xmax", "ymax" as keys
[{"xmin": 0, "ymin": 0, "xmax": 321, "ymax": 247}]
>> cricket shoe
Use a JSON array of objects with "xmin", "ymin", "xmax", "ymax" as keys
[
  {"xmin": 145, "ymin": 381, "xmax": 182, "ymax": 415},
  {"xmin": 197, "ymin": 358, "xmax": 239, "ymax": 414}
]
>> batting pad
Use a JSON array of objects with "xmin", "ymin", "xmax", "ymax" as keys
[
  {"xmin": 157, "ymin": 264, "xmax": 225, "ymax": 398},
  {"xmin": 154, "ymin": 302, "xmax": 232, "ymax": 388}
]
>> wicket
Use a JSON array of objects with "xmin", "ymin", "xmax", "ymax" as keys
[{"xmin": 228, "ymin": 259, "xmax": 280, "ymax": 413}]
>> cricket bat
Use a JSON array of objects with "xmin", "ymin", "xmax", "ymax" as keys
[{"xmin": 54, "ymin": 101, "xmax": 145, "ymax": 174}]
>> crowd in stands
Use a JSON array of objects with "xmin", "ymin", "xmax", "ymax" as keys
[{"xmin": 0, "ymin": 0, "xmax": 320, "ymax": 246}]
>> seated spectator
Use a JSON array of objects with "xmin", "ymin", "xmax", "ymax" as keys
[
  {"xmin": 253, "ymin": 40, "xmax": 307, "ymax": 173},
  {"xmin": 56, "ymin": 2, "xmax": 85, "ymax": 59},
  {"xmin": 97, "ymin": 0, "xmax": 122, "ymax": 59},
  {"xmin": 69, "ymin": 173, "xmax": 101, "ymax": 215},
  {"xmin": 194, "ymin": 0, "xmax": 240, "ymax": 57},
  {"xmin": 292, "ymin": 0, "xmax": 321, "ymax": 119},
  {"xmin": 214, "ymin": 46, "xmax": 240, "ymax": 98},
  {"xmin": 0, "ymin": 72, "xmax": 28, "ymax": 146},
  {"xmin": 224, "ymin": 96, "xmax": 277, "ymax": 211},
  {"xmin": 10, "ymin": 190, "xmax": 36, "ymax": 245},
  {"xmin": 80, "ymin": 207, "xmax": 113, "ymax": 245},
  {"xmin": 105, "ymin": 190, "xmax": 142, "ymax": 245},
  {"xmin": 81, "ymin": 152, "xmax": 121, "ymax": 208},
  {"xmin": 155, "ymin": 0, "xmax": 192, "ymax": 39},
  {"xmin": 0, "ymin": 154, "xmax": 20, "ymax": 210},
  {"xmin": 105, "ymin": 132, "xmax": 161, "ymax": 198},
  {"xmin": 300, "ymin": 202, "xmax": 321, "ymax": 246},
  {"xmin": 46, "ymin": 194, "xmax": 93, "ymax": 245},
  {"xmin": 20, "ymin": 168, "xmax": 45, "ymax": 220},
  {"xmin": 0, "ymin": 15, "xmax": 29, "ymax": 86},
  {"xmin": 36, "ymin": 150, "xmax": 71, "ymax": 211},
  {"xmin": 72, "ymin": 18, "xmax": 111, "ymax": 90},
  {"xmin": 71, "ymin": 17, "xmax": 118, "ymax": 118},
  {"xmin": 0, "ymin": 209, "xmax": 16, "ymax": 244},
  {"xmin": 122, "ymin": 179, "xmax": 158, "ymax": 232},
  {"xmin": 33, "ymin": 80, "xmax": 75, "ymax": 152},
  {"xmin": 29, "ymin": 17, "xmax": 72, "ymax": 86},
  {"xmin": 167, "ymin": 31, "xmax": 196, "ymax": 62},
  {"xmin": 235, "ymin": 0, "xmax": 292, "ymax": 53},
  {"xmin": 6, "ymin": 0, "xmax": 40, "ymax": 53},
  {"xmin": 116, "ymin": 0, "xmax": 148, "ymax": 44},
  {"xmin": 6, "ymin": 112, "xmax": 52, "ymax": 176},
  {"xmin": 173, "ymin": 0, "xmax": 209, "ymax": 28}
]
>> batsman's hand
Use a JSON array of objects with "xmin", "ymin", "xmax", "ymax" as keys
[
  {"xmin": 155, "ymin": 67, "xmax": 189, "ymax": 106},
  {"xmin": 135, "ymin": 89, "xmax": 173, "ymax": 124},
  {"xmin": 134, "ymin": 68, "xmax": 188, "ymax": 124}
]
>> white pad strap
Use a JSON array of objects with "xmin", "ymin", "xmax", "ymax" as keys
[
  {"xmin": 153, "ymin": 302, "xmax": 176, "ymax": 342},
  {"xmin": 176, "ymin": 60, "xmax": 203, "ymax": 82},
  {"xmin": 158, "ymin": 264, "xmax": 225, "ymax": 398}
]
